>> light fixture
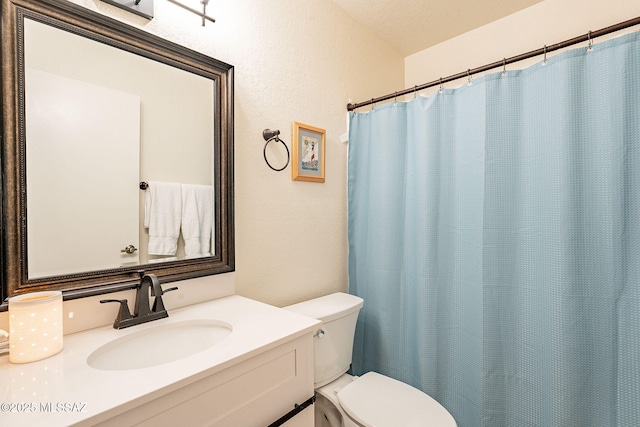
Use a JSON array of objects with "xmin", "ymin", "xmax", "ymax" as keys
[
  {"xmin": 8, "ymin": 291, "xmax": 63, "ymax": 364},
  {"xmin": 168, "ymin": 0, "xmax": 215, "ymax": 26},
  {"xmin": 100, "ymin": 0, "xmax": 155, "ymax": 20}
]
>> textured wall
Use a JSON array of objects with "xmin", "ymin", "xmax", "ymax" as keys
[
  {"xmin": 57, "ymin": 0, "xmax": 404, "ymax": 307},
  {"xmin": 405, "ymin": 0, "xmax": 640, "ymax": 95}
]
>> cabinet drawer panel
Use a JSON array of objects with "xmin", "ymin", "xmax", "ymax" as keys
[{"xmin": 135, "ymin": 338, "xmax": 313, "ymax": 427}]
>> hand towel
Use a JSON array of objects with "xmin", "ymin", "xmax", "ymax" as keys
[
  {"xmin": 144, "ymin": 181, "xmax": 182, "ymax": 255},
  {"xmin": 181, "ymin": 184, "xmax": 214, "ymax": 257}
]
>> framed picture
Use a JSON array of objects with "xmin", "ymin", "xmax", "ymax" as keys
[{"xmin": 292, "ymin": 122, "xmax": 326, "ymax": 182}]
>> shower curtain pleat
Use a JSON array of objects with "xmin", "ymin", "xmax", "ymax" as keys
[{"xmin": 348, "ymin": 31, "xmax": 640, "ymax": 427}]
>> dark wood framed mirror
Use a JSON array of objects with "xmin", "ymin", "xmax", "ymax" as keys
[{"xmin": 1, "ymin": 0, "xmax": 234, "ymax": 307}]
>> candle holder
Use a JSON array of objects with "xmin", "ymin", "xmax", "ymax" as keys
[{"xmin": 9, "ymin": 291, "xmax": 63, "ymax": 363}]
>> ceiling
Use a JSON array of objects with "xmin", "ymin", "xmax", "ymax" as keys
[{"xmin": 331, "ymin": 0, "xmax": 544, "ymax": 56}]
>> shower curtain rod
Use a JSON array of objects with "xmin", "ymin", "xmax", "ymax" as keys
[{"xmin": 346, "ymin": 16, "xmax": 640, "ymax": 111}]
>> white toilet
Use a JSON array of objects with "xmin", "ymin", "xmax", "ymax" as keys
[{"xmin": 285, "ymin": 292, "xmax": 457, "ymax": 427}]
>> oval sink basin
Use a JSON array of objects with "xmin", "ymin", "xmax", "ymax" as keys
[{"xmin": 87, "ymin": 319, "xmax": 232, "ymax": 371}]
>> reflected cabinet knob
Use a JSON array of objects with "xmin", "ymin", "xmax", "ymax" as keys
[{"xmin": 120, "ymin": 245, "xmax": 138, "ymax": 254}]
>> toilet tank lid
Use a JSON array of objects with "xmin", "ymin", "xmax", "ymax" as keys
[
  {"xmin": 337, "ymin": 372, "xmax": 457, "ymax": 427},
  {"xmin": 283, "ymin": 292, "xmax": 363, "ymax": 323}
]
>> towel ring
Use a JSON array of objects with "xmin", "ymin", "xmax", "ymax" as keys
[{"xmin": 263, "ymin": 129, "xmax": 290, "ymax": 172}]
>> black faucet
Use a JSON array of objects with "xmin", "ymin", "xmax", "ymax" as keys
[{"xmin": 100, "ymin": 273, "xmax": 178, "ymax": 329}]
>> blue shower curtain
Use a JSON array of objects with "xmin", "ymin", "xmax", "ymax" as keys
[{"xmin": 348, "ymin": 32, "xmax": 640, "ymax": 427}]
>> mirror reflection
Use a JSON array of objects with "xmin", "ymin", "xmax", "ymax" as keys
[{"xmin": 24, "ymin": 19, "xmax": 215, "ymax": 279}]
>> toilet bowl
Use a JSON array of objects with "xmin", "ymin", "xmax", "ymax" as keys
[{"xmin": 284, "ymin": 293, "xmax": 456, "ymax": 427}]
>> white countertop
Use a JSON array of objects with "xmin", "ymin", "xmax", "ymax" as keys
[{"xmin": 0, "ymin": 295, "xmax": 319, "ymax": 426}]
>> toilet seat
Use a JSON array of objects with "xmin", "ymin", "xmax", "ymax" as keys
[{"xmin": 337, "ymin": 372, "xmax": 457, "ymax": 427}]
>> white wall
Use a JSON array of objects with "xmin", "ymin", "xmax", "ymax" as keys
[
  {"xmin": 32, "ymin": 0, "xmax": 402, "ymax": 310},
  {"xmin": 405, "ymin": 0, "xmax": 640, "ymax": 95}
]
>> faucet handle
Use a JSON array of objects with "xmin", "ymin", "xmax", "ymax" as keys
[
  {"xmin": 152, "ymin": 286, "xmax": 178, "ymax": 313},
  {"xmin": 100, "ymin": 299, "xmax": 133, "ymax": 329}
]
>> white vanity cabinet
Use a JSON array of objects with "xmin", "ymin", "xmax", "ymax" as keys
[
  {"xmin": 0, "ymin": 295, "xmax": 319, "ymax": 427},
  {"xmin": 93, "ymin": 334, "xmax": 314, "ymax": 427}
]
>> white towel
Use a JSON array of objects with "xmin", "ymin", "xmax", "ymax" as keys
[
  {"xmin": 144, "ymin": 181, "xmax": 182, "ymax": 255},
  {"xmin": 181, "ymin": 184, "xmax": 214, "ymax": 257}
]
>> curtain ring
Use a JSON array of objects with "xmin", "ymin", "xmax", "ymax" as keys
[
  {"xmin": 542, "ymin": 45, "xmax": 548, "ymax": 66},
  {"xmin": 371, "ymin": 98, "xmax": 375, "ymax": 111},
  {"xmin": 587, "ymin": 30, "xmax": 593, "ymax": 51},
  {"xmin": 439, "ymin": 78, "xmax": 444, "ymax": 94},
  {"xmin": 502, "ymin": 58, "xmax": 507, "ymax": 77},
  {"xmin": 467, "ymin": 69, "xmax": 472, "ymax": 86},
  {"xmin": 394, "ymin": 91, "xmax": 398, "ymax": 105},
  {"xmin": 414, "ymin": 85, "xmax": 417, "ymax": 98}
]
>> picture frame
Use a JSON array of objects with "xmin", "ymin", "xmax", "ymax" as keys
[{"xmin": 292, "ymin": 122, "xmax": 326, "ymax": 182}]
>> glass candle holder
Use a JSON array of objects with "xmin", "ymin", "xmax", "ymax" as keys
[{"xmin": 9, "ymin": 291, "xmax": 63, "ymax": 363}]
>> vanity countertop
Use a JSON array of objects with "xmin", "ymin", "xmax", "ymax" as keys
[{"xmin": 0, "ymin": 295, "xmax": 320, "ymax": 426}]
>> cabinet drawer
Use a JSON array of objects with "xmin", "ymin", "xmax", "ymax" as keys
[{"xmin": 139, "ymin": 347, "xmax": 297, "ymax": 426}]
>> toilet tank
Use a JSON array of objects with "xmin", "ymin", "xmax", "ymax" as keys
[{"xmin": 284, "ymin": 293, "xmax": 364, "ymax": 388}]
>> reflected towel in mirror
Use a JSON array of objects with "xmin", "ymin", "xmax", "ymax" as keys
[
  {"xmin": 181, "ymin": 184, "xmax": 214, "ymax": 257},
  {"xmin": 144, "ymin": 181, "xmax": 182, "ymax": 255}
]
